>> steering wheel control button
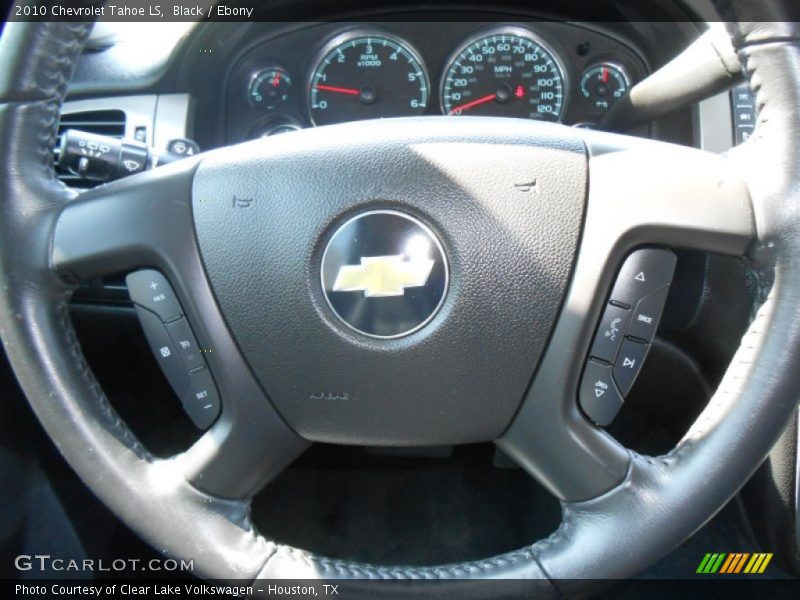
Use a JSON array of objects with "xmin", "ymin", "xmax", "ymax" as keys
[
  {"xmin": 128, "ymin": 268, "xmax": 221, "ymax": 429},
  {"xmin": 134, "ymin": 307, "xmax": 189, "ymax": 398},
  {"xmin": 590, "ymin": 303, "xmax": 632, "ymax": 363},
  {"xmin": 166, "ymin": 318, "xmax": 204, "ymax": 372},
  {"xmin": 126, "ymin": 270, "xmax": 182, "ymax": 323},
  {"xmin": 183, "ymin": 369, "xmax": 221, "ymax": 429},
  {"xmin": 321, "ymin": 210, "xmax": 448, "ymax": 339},
  {"xmin": 627, "ymin": 285, "xmax": 670, "ymax": 342},
  {"xmin": 731, "ymin": 83, "xmax": 757, "ymax": 145},
  {"xmin": 580, "ymin": 249, "xmax": 674, "ymax": 424},
  {"xmin": 613, "ymin": 338, "xmax": 650, "ymax": 396},
  {"xmin": 610, "ymin": 249, "xmax": 676, "ymax": 308},
  {"xmin": 579, "ymin": 359, "xmax": 624, "ymax": 426}
]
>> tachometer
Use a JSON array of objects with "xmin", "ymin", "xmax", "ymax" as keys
[
  {"xmin": 308, "ymin": 32, "xmax": 429, "ymax": 127},
  {"xmin": 441, "ymin": 28, "xmax": 567, "ymax": 121}
]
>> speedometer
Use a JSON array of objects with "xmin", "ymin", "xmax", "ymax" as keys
[
  {"xmin": 441, "ymin": 28, "xmax": 567, "ymax": 121},
  {"xmin": 309, "ymin": 31, "xmax": 429, "ymax": 127}
]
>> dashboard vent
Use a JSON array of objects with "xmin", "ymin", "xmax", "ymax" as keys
[{"xmin": 55, "ymin": 109, "xmax": 126, "ymax": 189}]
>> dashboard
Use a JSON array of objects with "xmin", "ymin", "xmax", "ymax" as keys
[
  {"xmin": 55, "ymin": 14, "xmax": 742, "ymax": 304},
  {"xmin": 224, "ymin": 22, "xmax": 648, "ymax": 142}
]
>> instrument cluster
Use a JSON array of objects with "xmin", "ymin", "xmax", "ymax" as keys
[{"xmin": 226, "ymin": 22, "xmax": 646, "ymax": 141}]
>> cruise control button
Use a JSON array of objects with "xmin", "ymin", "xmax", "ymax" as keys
[
  {"xmin": 613, "ymin": 339, "xmax": 650, "ymax": 396},
  {"xmin": 579, "ymin": 359, "xmax": 624, "ymax": 426},
  {"xmin": 126, "ymin": 270, "xmax": 182, "ymax": 323},
  {"xmin": 628, "ymin": 286, "xmax": 670, "ymax": 342},
  {"xmin": 183, "ymin": 368, "xmax": 221, "ymax": 429},
  {"xmin": 166, "ymin": 317, "xmax": 204, "ymax": 372},
  {"xmin": 610, "ymin": 249, "xmax": 676, "ymax": 307},
  {"xmin": 590, "ymin": 303, "xmax": 632, "ymax": 363},
  {"xmin": 134, "ymin": 306, "xmax": 189, "ymax": 398}
]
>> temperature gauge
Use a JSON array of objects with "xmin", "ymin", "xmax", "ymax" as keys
[
  {"xmin": 579, "ymin": 63, "xmax": 631, "ymax": 112},
  {"xmin": 248, "ymin": 67, "xmax": 292, "ymax": 110}
]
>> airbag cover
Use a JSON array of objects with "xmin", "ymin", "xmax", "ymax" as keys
[{"xmin": 192, "ymin": 117, "xmax": 586, "ymax": 445}]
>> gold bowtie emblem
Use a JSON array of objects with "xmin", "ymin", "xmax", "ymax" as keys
[{"xmin": 333, "ymin": 255, "xmax": 434, "ymax": 298}]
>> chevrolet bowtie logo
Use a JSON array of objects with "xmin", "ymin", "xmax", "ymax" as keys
[{"xmin": 333, "ymin": 255, "xmax": 435, "ymax": 298}]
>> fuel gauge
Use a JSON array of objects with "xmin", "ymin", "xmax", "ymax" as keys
[
  {"xmin": 248, "ymin": 67, "xmax": 292, "ymax": 111},
  {"xmin": 579, "ymin": 63, "xmax": 631, "ymax": 111}
]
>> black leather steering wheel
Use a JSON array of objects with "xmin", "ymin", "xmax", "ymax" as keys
[{"xmin": 1, "ymin": 5, "xmax": 799, "ymax": 596}]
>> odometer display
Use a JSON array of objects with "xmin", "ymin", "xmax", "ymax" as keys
[
  {"xmin": 309, "ymin": 33, "xmax": 429, "ymax": 127},
  {"xmin": 441, "ymin": 29, "xmax": 566, "ymax": 121}
]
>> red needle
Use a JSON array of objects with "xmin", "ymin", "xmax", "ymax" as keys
[
  {"xmin": 315, "ymin": 84, "xmax": 360, "ymax": 96},
  {"xmin": 448, "ymin": 93, "xmax": 497, "ymax": 115},
  {"xmin": 271, "ymin": 73, "xmax": 281, "ymax": 87},
  {"xmin": 601, "ymin": 67, "xmax": 609, "ymax": 83}
]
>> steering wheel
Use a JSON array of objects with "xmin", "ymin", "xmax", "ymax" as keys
[{"xmin": 1, "ymin": 4, "xmax": 798, "ymax": 595}]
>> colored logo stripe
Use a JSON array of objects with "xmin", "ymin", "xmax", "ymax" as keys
[
  {"xmin": 697, "ymin": 553, "xmax": 726, "ymax": 574},
  {"xmin": 697, "ymin": 553, "xmax": 773, "ymax": 574},
  {"xmin": 719, "ymin": 553, "xmax": 749, "ymax": 573},
  {"xmin": 744, "ymin": 553, "xmax": 773, "ymax": 574}
]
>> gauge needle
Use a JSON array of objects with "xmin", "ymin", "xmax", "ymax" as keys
[
  {"xmin": 601, "ymin": 67, "xmax": 609, "ymax": 83},
  {"xmin": 448, "ymin": 93, "xmax": 497, "ymax": 115},
  {"xmin": 315, "ymin": 84, "xmax": 360, "ymax": 96}
]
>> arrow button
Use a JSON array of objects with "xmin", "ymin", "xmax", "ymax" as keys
[
  {"xmin": 579, "ymin": 359, "xmax": 623, "ymax": 426},
  {"xmin": 613, "ymin": 339, "xmax": 650, "ymax": 396},
  {"xmin": 609, "ymin": 249, "xmax": 676, "ymax": 307}
]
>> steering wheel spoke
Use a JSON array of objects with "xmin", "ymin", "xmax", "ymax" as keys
[
  {"xmin": 52, "ymin": 160, "xmax": 309, "ymax": 500},
  {"xmin": 583, "ymin": 132, "xmax": 754, "ymax": 256},
  {"xmin": 499, "ymin": 134, "xmax": 756, "ymax": 501},
  {"xmin": 53, "ymin": 158, "xmax": 202, "ymax": 280}
]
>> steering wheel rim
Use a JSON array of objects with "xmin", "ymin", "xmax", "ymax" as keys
[{"xmin": 1, "ymin": 6, "xmax": 798, "ymax": 595}]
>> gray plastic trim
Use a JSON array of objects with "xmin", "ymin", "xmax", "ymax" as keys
[
  {"xmin": 698, "ymin": 91, "xmax": 734, "ymax": 153},
  {"xmin": 61, "ymin": 93, "xmax": 192, "ymax": 151},
  {"xmin": 498, "ymin": 130, "xmax": 755, "ymax": 501},
  {"xmin": 62, "ymin": 95, "xmax": 156, "ymax": 142},
  {"xmin": 154, "ymin": 93, "xmax": 193, "ymax": 152}
]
